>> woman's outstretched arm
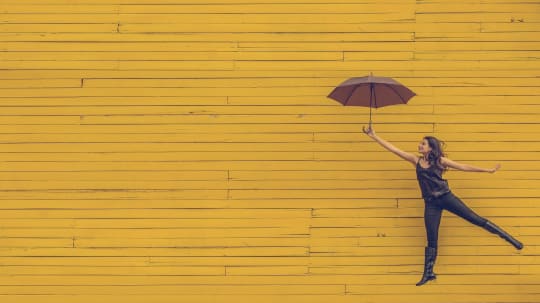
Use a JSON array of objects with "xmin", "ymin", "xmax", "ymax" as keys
[
  {"xmin": 362, "ymin": 125, "xmax": 418, "ymax": 165},
  {"xmin": 441, "ymin": 157, "xmax": 501, "ymax": 173}
]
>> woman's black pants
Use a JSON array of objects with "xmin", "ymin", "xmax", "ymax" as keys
[{"xmin": 424, "ymin": 191, "xmax": 488, "ymax": 248}]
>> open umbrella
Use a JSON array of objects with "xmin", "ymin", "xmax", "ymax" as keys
[{"xmin": 327, "ymin": 73, "xmax": 416, "ymax": 126}]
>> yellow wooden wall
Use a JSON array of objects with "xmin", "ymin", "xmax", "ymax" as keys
[{"xmin": 1, "ymin": 0, "xmax": 539, "ymax": 302}]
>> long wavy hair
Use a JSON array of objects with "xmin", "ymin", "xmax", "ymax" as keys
[{"xmin": 423, "ymin": 136, "xmax": 448, "ymax": 173}]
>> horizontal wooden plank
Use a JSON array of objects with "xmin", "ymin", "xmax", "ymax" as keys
[
  {"xmin": 62, "ymin": 236, "xmax": 540, "ymax": 248},
  {"xmin": 2, "ymin": 42, "xmax": 238, "ymax": 52},
  {"xmin": 310, "ymin": 264, "xmax": 521, "ymax": 275},
  {"xmin": 346, "ymin": 284, "xmax": 540, "ymax": 294},
  {"xmin": 0, "ymin": 113, "xmax": 538, "ymax": 125},
  {"xmin": 0, "ymin": 170, "xmax": 229, "ymax": 180},
  {"xmin": 0, "ymin": 272, "xmax": 535, "ymax": 285},
  {"xmin": 416, "ymin": 3, "xmax": 540, "ymax": 13},
  {"xmin": 309, "ymin": 237, "xmax": 536, "ymax": 247},
  {"xmin": 0, "ymin": 238, "xmax": 71, "ymax": 247},
  {"xmin": 0, "ymin": 0, "xmax": 413, "ymax": 3},
  {"xmin": 0, "ymin": 179, "xmax": 538, "ymax": 191},
  {"xmin": 435, "ymin": 104, "xmax": 540, "ymax": 114},
  {"xmin": 229, "ymin": 188, "xmax": 540, "ymax": 199},
  {"xmin": 0, "ymin": 266, "xmax": 338, "ymax": 279},
  {"xmin": 316, "ymin": 133, "xmax": 540, "ymax": 142},
  {"xmin": 0, "ymin": 79, "xmax": 82, "ymax": 88},
  {"xmin": 0, "ymin": 189, "xmax": 229, "ymax": 199},
  {"xmin": 231, "ymin": 170, "xmax": 540, "ymax": 180},
  {"xmin": 3, "ymin": 70, "xmax": 540, "ymax": 81},
  {"xmin": 0, "ymin": 160, "xmax": 539, "ymax": 172},
  {"xmin": 0, "ymin": 124, "xmax": 434, "ymax": 135},
  {"xmin": 415, "ymin": 32, "xmax": 540, "ymax": 41},
  {"xmin": 0, "ymin": 256, "xmax": 308, "ymax": 266},
  {"xmin": 0, "ymin": 227, "xmax": 310, "ymax": 238},
  {"xmin": 0, "ymin": 267, "xmax": 515, "ymax": 283},
  {"xmin": 310, "ymin": 217, "xmax": 535, "ymax": 228},
  {"xmin": 309, "ymin": 245, "xmax": 535, "ymax": 256},
  {"xmin": 436, "ymin": 123, "xmax": 540, "ymax": 132},
  {"xmin": 417, "ymin": 12, "xmax": 540, "ymax": 23},
  {"xmin": 119, "ymin": 4, "xmax": 414, "ymax": 14},
  {"xmin": 0, "ymin": 5, "xmax": 120, "ymax": 13},
  {"xmin": 415, "ymin": 23, "xmax": 482, "ymax": 33},
  {"xmin": 0, "ymin": 51, "xmax": 345, "ymax": 61},
  {"xmin": 0, "ymin": 133, "xmax": 316, "ymax": 143},
  {"xmin": 0, "ymin": 169, "xmax": 537, "ymax": 182},
  {"xmin": 0, "ymin": 284, "xmax": 347, "ymax": 295},
  {"xmin": 1, "ymin": 77, "xmax": 539, "ymax": 89},
  {"xmin": 415, "ymin": 41, "xmax": 540, "ymax": 51},
  {"xmin": 78, "ymin": 78, "xmax": 540, "ymax": 87},
  {"xmin": 0, "ymin": 13, "xmax": 414, "ymax": 24},
  {"xmin": 0, "ymin": 24, "xmax": 118, "ymax": 33},
  {"xmin": 4, "ymin": 237, "xmax": 311, "ymax": 248},
  {"xmin": 0, "ymin": 294, "xmax": 539, "ymax": 303},
  {"xmin": 0, "ymin": 209, "xmax": 311, "ymax": 219},
  {"xmin": 0, "ymin": 218, "xmax": 311, "ymax": 228},
  {"xmin": 0, "ymin": 32, "xmax": 415, "ymax": 42},
  {"xmin": 311, "ymin": 226, "xmax": 523, "ymax": 238},
  {"xmin": 0, "ymin": 140, "xmax": 538, "ymax": 153},
  {"xmin": 0, "ymin": 198, "xmax": 391, "ymax": 209},
  {"xmin": 0, "ymin": 247, "xmax": 310, "ymax": 257},
  {"xmin": 0, "ymin": 265, "xmax": 226, "ymax": 275},
  {"xmin": 0, "ymin": 105, "xmax": 434, "ymax": 115},
  {"xmin": 312, "ymin": 207, "xmax": 540, "ymax": 218},
  {"xmin": 0, "ymin": 254, "xmax": 533, "ymax": 267},
  {"xmin": 0, "ymin": 188, "xmax": 533, "ymax": 202},
  {"xmin": 0, "ymin": 61, "xmax": 234, "ymax": 70},
  {"xmin": 120, "ymin": 23, "xmax": 415, "ymax": 33},
  {"xmin": 415, "ymin": 51, "xmax": 540, "ymax": 61},
  {"xmin": 0, "ymin": 3, "xmax": 414, "ymax": 14}
]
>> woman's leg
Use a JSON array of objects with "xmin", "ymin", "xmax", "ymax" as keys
[
  {"xmin": 440, "ymin": 193, "xmax": 523, "ymax": 249},
  {"xmin": 439, "ymin": 192, "xmax": 487, "ymax": 227},
  {"xmin": 424, "ymin": 201, "xmax": 443, "ymax": 249},
  {"xmin": 417, "ymin": 201, "xmax": 442, "ymax": 286}
]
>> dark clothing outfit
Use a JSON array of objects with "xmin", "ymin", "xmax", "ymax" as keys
[
  {"xmin": 416, "ymin": 158, "xmax": 487, "ymax": 248},
  {"xmin": 414, "ymin": 156, "xmax": 523, "ymax": 286}
]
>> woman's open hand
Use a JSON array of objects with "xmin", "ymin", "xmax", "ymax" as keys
[{"xmin": 489, "ymin": 163, "xmax": 501, "ymax": 173}]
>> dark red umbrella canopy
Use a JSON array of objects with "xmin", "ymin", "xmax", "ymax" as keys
[{"xmin": 327, "ymin": 74, "xmax": 416, "ymax": 125}]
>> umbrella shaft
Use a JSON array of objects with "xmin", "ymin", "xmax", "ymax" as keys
[{"xmin": 369, "ymin": 84, "xmax": 373, "ymax": 126}]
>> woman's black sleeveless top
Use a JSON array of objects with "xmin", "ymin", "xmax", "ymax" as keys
[{"xmin": 416, "ymin": 157, "xmax": 450, "ymax": 200}]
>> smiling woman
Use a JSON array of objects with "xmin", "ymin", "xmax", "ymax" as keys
[{"xmin": 362, "ymin": 125, "xmax": 523, "ymax": 286}]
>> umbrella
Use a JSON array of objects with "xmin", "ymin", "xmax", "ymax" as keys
[{"xmin": 327, "ymin": 73, "xmax": 416, "ymax": 126}]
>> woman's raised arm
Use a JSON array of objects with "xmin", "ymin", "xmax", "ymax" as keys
[{"xmin": 362, "ymin": 125, "xmax": 418, "ymax": 166}]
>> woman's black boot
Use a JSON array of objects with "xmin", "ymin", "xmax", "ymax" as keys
[
  {"xmin": 483, "ymin": 221, "xmax": 523, "ymax": 250},
  {"xmin": 416, "ymin": 246, "xmax": 437, "ymax": 286}
]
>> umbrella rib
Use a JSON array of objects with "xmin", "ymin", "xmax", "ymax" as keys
[{"xmin": 384, "ymin": 83, "xmax": 407, "ymax": 104}]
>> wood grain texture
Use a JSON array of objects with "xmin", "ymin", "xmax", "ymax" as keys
[{"xmin": 0, "ymin": 0, "xmax": 539, "ymax": 302}]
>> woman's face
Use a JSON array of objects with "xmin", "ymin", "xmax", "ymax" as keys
[{"xmin": 418, "ymin": 139, "xmax": 432, "ymax": 154}]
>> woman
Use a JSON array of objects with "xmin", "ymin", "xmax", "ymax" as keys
[{"xmin": 362, "ymin": 125, "xmax": 523, "ymax": 286}]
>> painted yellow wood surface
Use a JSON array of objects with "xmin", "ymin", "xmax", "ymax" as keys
[{"xmin": 0, "ymin": 0, "xmax": 539, "ymax": 302}]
